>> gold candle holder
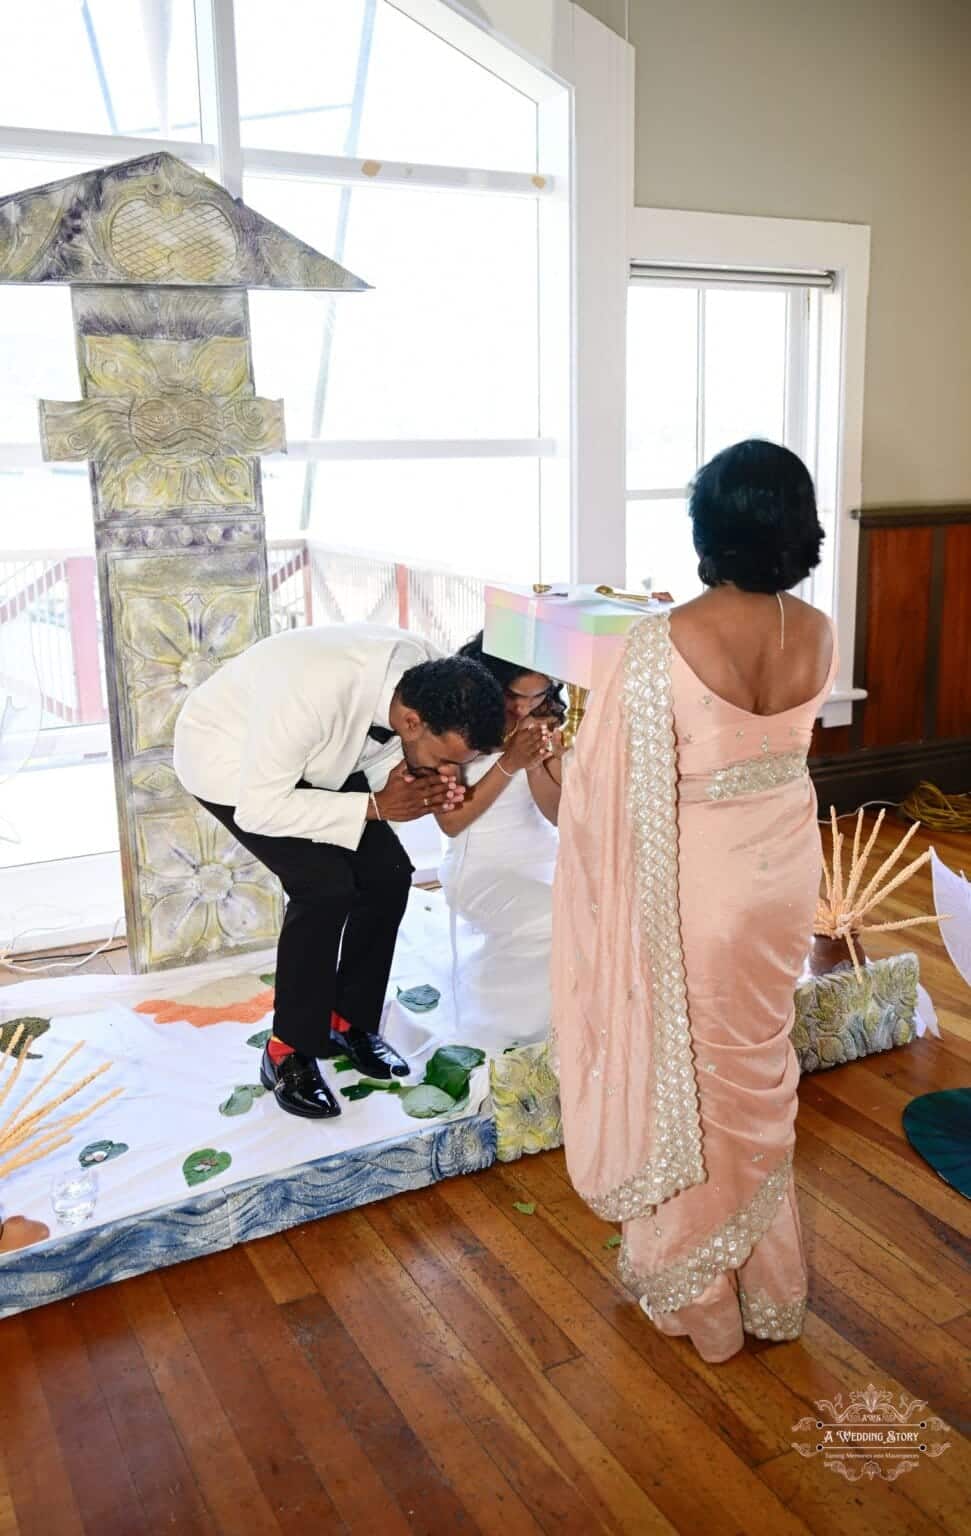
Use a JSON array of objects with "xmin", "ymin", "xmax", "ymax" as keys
[{"xmin": 562, "ymin": 682, "xmax": 589, "ymax": 750}]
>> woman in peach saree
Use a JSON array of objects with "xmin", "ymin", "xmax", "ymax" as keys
[{"xmin": 552, "ymin": 440, "xmax": 836, "ymax": 1363}]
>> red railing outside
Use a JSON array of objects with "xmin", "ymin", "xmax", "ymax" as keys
[
  {"xmin": 0, "ymin": 553, "xmax": 107, "ymax": 727},
  {"xmin": 0, "ymin": 540, "xmax": 488, "ymax": 741}
]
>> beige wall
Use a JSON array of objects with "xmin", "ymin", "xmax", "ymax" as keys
[{"xmin": 576, "ymin": 0, "xmax": 971, "ymax": 505}]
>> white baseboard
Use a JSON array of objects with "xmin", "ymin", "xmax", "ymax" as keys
[{"xmin": 0, "ymin": 851, "xmax": 125, "ymax": 958}]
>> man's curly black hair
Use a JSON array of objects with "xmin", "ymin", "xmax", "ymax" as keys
[
  {"xmin": 689, "ymin": 439, "xmax": 825, "ymax": 594},
  {"xmin": 458, "ymin": 632, "xmax": 566, "ymax": 724},
  {"xmin": 395, "ymin": 656, "xmax": 506, "ymax": 753}
]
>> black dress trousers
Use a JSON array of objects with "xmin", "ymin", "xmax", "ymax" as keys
[{"xmin": 197, "ymin": 773, "xmax": 414, "ymax": 1056}]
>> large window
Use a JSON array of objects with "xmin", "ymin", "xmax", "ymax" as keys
[
  {"xmin": 626, "ymin": 208, "xmax": 870, "ymax": 728},
  {"xmin": 0, "ymin": 0, "xmax": 572, "ymax": 934},
  {"xmin": 0, "ymin": 0, "xmax": 562, "ymax": 578},
  {"xmin": 626, "ymin": 271, "xmax": 830, "ymax": 607}
]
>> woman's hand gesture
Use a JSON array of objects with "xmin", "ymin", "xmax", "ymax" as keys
[{"xmin": 500, "ymin": 718, "xmax": 551, "ymax": 774}]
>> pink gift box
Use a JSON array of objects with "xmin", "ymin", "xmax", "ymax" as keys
[{"xmin": 483, "ymin": 584, "xmax": 661, "ymax": 690}]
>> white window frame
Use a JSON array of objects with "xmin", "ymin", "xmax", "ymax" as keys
[
  {"xmin": 627, "ymin": 207, "xmax": 870, "ymax": 728},
  {"xmin": 627, "ymin": 277, "xmax": 826, "ymax": 500},
  {"xmin": 0, "ymin": 0, "xmax": 633, "ymax": 580},
  {"xmin": 0, "ymin": 3, "xmax": 563, "ymax": 554},
  {"xmin": 385, "ymin": 1, "xmax": 634, "ymax": 583},
  {"xmin": 0, "ymin": 0, "xmax": 633, "ymax": 947}
]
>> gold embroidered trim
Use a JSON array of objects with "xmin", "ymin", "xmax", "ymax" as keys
[
  {"xmin": 616, "ymin": 1152, "xmax": 794, "ymax": 1312},
  {"xmin": 581, "ymin": 614, "xmax": 704, "ymax": 1222},
  {"xmin": 739, "ymin": 1286, "xmax": 807, "ymax": 1340},
  {"xmin": 706, "ymin": 750, "xmax": 808, "ymax": 801}
]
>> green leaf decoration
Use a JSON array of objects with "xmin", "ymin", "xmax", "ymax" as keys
[
  {"xmin": 400, "ymin": 1084, "xmax": 457, "ymax": 1119},
  {"xmin": 219, "ymin": 1084, "xmax": 267, "ymax": 1117},
  {"xmin": 423, "ymin": 1045, "xmax": 486, "ymax": 1101},
  {"xmin": 246, "ymin": 1028, "xmax": 272, "ymax": 1049},
  {"xmin": 341, "ymin": 1079, "xmax": 404, "ymax": 1101},
  {"xmin": 78, "ymin": 1139, "xmax": 128, "ymax": 1168},
  {"xmin": 603, "ymin": 1234, "xmax": 622, "ymax": 1249},
  {"xmin": 0, "ymin": 1016, "xmax": 50, "ymax": 1060},
  {"xmin": 435, "ymin": 1044, "xmax": 486, "ymax": 1070},
  {"xmin": 396, "ymin": 984, "xmax": 441, "ymax": 1013},
  {"xmin": 341, "ymin": 1082, "xmax": 375, "ymax": 1101},
  {"xmin": 259, "ymin": 973, "xmax": 276, "ymax": 988},
  {"xmin": 331, "ymin": 1055, "xmax": 356, "ymax": 1073},
  {"xmin": 903, "ymin": 1088, "xmax": 971, "ymax": 1199},
  {"xmin": 183, "ymin": 1148, "xmax": 232, "ymax": 1187},
  {"xmin": 513, "ymin": 1201, "xmax": 536, "ymax": 1216}
]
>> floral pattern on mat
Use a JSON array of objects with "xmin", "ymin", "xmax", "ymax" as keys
[{"xmin": 136, "ymin": 975, "xmax": 274, "ymax": 1027}]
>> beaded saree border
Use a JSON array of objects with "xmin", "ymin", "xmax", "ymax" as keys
[
  {"xmin": 581, "ymin": 614, "xmax": 705, "ymax": 1223},
  {"xmin": 616, "ymin": 1150, "xmax": 795, "ymax": 1313},
  {"xmin": 739, "ymin": 1284, "xmax": 807, "ymax": 1340}
]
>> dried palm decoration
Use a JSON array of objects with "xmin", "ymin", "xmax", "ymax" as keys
[
  {"xmin": 815, "ymin": 807, "xmax": 946, "ymax": 977},
  {"xmin": 0, "ymin": 1023, "xmax": 121, "ymax": 1183}
]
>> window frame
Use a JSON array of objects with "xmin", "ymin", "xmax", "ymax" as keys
[
  {"xmin": 626, "ymin": 279, "xmax": 817, "ymax": 500},
  {"xmin": 0, "ymin": 0, "xmax": 634, "ymax": 945},
  {"xmin": 0, "ymin": 0, "xmax": 635, "ymax": 585},
  {"xmin": 626, "ymin": 206, "xmax": 870, "ymax": 729},
  {"xmin": 0, "ymin": 0, "xmax": 572, "ymax": 575}
]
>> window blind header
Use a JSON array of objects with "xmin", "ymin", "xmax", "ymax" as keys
[{"xmin": 630, "ymin": 261, "xmax": 835, "ymax": 291}]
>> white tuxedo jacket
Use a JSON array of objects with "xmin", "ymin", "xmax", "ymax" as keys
[{"xmin": 173, "ymin": 624, "xmax": 440, "ymax": 850}]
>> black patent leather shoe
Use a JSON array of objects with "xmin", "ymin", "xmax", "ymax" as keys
[
  {"xmin": 324, "ymin": 1025, "xmax": 410, "ymax": 1080},
  {"xmin": 259, "ymin": 1047, "xmax": 341, "ymax": 1119}
]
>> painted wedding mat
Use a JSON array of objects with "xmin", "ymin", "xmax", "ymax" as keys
[{"xmin": 0, "ymin": 889, "xmax": 513, "ymax": 1317}]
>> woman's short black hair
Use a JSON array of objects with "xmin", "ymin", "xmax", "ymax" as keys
[
  {"xmin": 688, "ymin": 439, "xmax": 825, "ymax": 593},
  {"xmin": 458, "ymin": 632, "xmax": 566, "ymax": 722},
  {"xmin": 396, "ymin": 656, "xmax": 505, "ymax": 753}
]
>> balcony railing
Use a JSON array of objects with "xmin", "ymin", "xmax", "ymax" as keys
[{"xmin": 0, "ymin": 540, "xmax": 486, "ymax": 739}]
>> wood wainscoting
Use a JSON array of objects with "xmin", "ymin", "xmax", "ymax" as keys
[{"xmin": 810, "ymin": 504, "xmax": 971, "ymax": 811}]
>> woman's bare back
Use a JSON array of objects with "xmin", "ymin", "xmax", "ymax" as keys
[{"xmin": 668, "ymin": 588, "xmax": 834, "ymax": 717}]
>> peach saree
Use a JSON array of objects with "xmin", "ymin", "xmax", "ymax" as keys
[{"xmin": 551, "ymin": 612, "xmax": 837, "ymax": 1358}]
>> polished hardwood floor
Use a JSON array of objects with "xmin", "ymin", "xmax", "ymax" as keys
[{"xmin": 0, "ymin": 816, "xmax": 968, "ymax": 1535}]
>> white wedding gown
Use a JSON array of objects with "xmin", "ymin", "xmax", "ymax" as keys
[{"xmin": 438, "ymin": 752, "xmax": 558, "ymax": 1049}]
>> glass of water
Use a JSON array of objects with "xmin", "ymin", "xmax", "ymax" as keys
[{"xmin": 50, "ymin": 1168, "xmax": 98, "ymax": 1227}]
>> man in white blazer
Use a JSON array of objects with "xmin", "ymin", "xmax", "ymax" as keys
[{"xmin": 174, "ymin": 623, "xmax": 505, "ymax": 1119}]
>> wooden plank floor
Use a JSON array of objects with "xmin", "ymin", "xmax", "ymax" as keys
[{"xmin": 0, "ymin": 815, "xmax": 968, "ymax": 1535}]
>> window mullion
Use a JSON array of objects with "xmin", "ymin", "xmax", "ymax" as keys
[
  {"xmin": 194, "ymin": 0, "xmax": 243, "ymax": 195},
  {"xmin": 784, "ymin": 287, "xmax": 810, "ymax": 460},
  {"xmin": 695, "ymin": 287, "xmax": 706, "ymax": 470}
]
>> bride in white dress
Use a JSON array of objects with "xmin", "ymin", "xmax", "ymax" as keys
[{"xmin": 437, "ymin": 634, "xmax": 565, "ymax": 1048}]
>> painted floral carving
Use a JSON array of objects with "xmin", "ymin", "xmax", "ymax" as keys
[
  {"xmin": 40, "ymin": 333, "xmax": 284, "ymax": 512},
  {"xmin": 489, "ymin": 1041, "xmax": 563, "ymax": 1162},
  {"xmin": 120, "ymin": 583, "xmax": 260, "ymax": 753},
  {"xmin": 136, "ymin": 806, "xmax": 281, "ymax": 966},
  {"xmin": 791, "ymin": 952, "xmax": 918, "ymax": 1073},
  {"xmin": 0, "ymin": 152, "xmax": 368, "ymax": 289}
]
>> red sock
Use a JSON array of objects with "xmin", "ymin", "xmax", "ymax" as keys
[
  {"xmin": 331, "ymin": 1010, "xmax": 352, "ymax": 1034},
  {"xmin": 267, "ymin": 1036, "xmax": 295, "ymax": 1064}
]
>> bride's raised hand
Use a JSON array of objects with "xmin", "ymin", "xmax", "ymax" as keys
[
  {"xmin": 500, "ymin": 718, "xmax": 549, "ymax": 774},
  {"xmin": 545, "ymin": 726, "xmax": 567, "ymax": 760}
]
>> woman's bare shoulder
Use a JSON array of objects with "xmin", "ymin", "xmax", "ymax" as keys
[
  {"xmin": 785, "ymin": 592, "xmax": 831, "ymax": 624},
  {"xmin": 783, "ymin": 593, "xmax": 834, "ymax": 650}
]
